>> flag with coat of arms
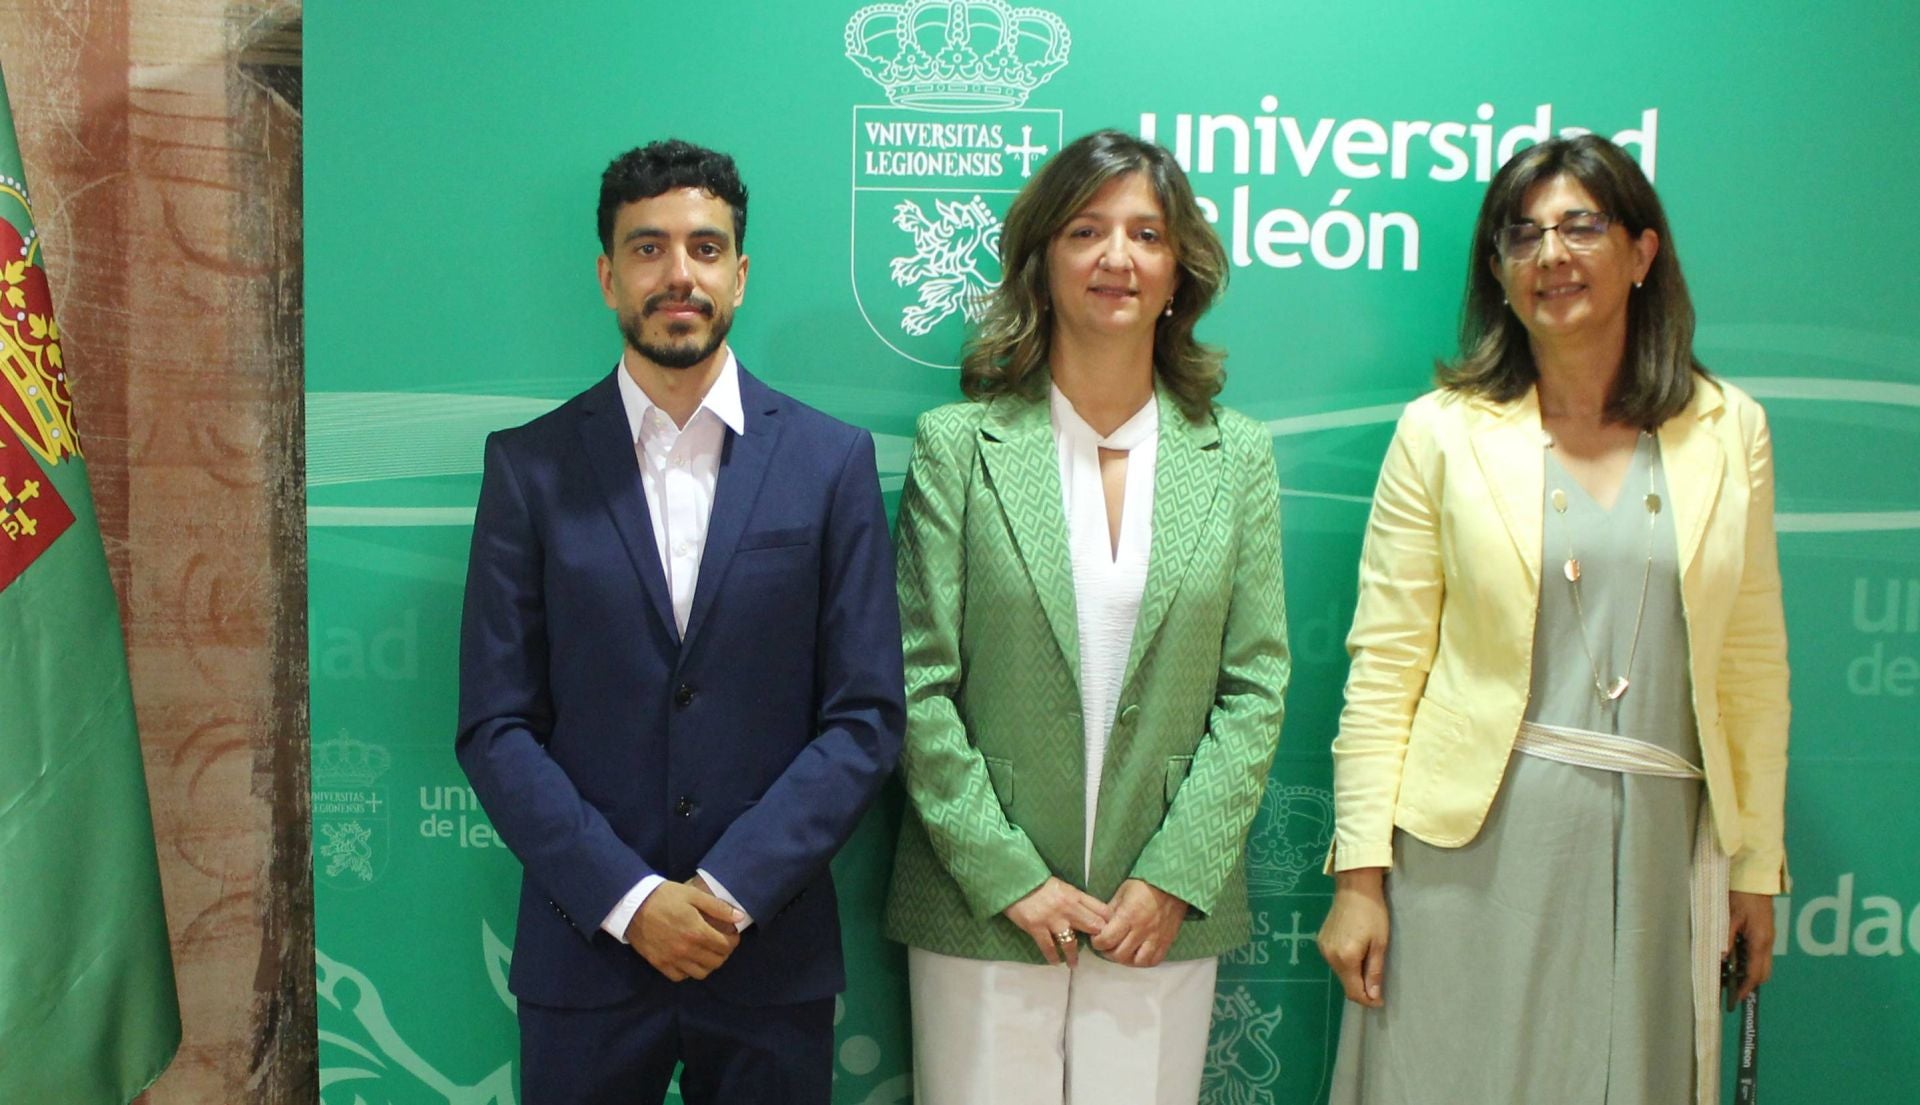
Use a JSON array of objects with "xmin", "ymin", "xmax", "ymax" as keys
[{"xmin": 0, "ymin": 61, "xmax": 181, "ymax": 1103}]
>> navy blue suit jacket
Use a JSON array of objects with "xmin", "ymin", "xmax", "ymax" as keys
[{"xmin": 456, "ymin": 365, "xmax": 905, "ymax": 1009}]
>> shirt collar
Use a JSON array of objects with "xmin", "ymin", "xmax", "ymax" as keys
[{"xmin": 614, "ymin": 348, "xmax": 747, "ymax": 442}]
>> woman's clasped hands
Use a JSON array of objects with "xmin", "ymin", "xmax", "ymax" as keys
[{"xmin": 1005, "ymin": 876, "xmax": 1190, "ymax": 968}]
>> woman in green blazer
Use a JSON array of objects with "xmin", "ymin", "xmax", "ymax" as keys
[{"xmin": 884, "ymin": 130, "xmax": 1290, "ymax": 1105}]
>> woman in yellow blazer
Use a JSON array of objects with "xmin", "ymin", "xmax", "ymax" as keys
[
  {"xmin": 1320, "ymin": 135, "xmax": 1788, "ymax": 1105},
  {"xmin": 885, "ymin": 130, "xmax": 1289, "ymax": 1105}
]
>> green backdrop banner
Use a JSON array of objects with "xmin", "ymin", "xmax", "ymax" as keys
[{"xmin": 307, "ymin": 3, "xmax": 1919, "ymax": 1102}]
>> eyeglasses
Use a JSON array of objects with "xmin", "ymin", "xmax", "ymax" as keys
[{"xmin": 1496, "ymin": 212, "xmax": 1615, "ymax": 261}]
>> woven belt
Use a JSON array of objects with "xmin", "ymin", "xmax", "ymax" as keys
[{"xmin": 1514, "ymin": 719, "xmax": 1728, "ymax": 1105}]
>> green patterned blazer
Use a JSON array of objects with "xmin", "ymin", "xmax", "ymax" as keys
[{"xmin": 883, "ymin": 385, "xmax": 1290, "ymax": 963}]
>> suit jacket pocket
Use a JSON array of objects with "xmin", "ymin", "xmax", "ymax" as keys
[
  {"xmin": 983, "ymin": 755, "xmax": 1015, "ymax": 812},
  {"xmin": 1165, "ymin": 754, "xmax": 1194, "ymax": 807},
  {"xmin": 736, "ymin": 525, "xmax": 812, "ymax": 552},
  {"xmin": 1396, "ymin": 695, "xmax": 1466, "ymax": 823}
]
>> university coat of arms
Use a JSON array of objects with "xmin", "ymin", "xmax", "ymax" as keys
[{"xmin": 845, "ymin": 0, "xmax": 1070, "ymax": 368}]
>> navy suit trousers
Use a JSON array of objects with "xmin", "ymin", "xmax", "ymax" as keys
[{"xmin": 517, "ymin": 987, "xmax": 834, "ymax": 1105}]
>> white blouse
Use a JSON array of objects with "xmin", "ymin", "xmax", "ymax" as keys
[{"xmin": 1049, "ymin": 384, "xmax": 1157, "ymax": 875}]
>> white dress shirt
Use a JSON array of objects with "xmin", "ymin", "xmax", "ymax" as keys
[
  {"xmin": 600, "ymin": 352, "xmax": 754, "ymax": 941},
  {"xmin": 1049, "ymin": 384, "xmax": 1157, "ymax": 876}
]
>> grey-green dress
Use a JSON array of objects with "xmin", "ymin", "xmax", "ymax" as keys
[{"xmin": 1331, "ymin": 437, "xmax": 1704, "ymax": 1105}]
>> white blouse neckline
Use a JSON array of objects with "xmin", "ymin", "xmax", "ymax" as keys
[{"xmin": 1049, "ymin": 383, "xmax": 1158, "ymax": 874}]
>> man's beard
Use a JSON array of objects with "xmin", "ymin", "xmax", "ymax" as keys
[{"xmin": 620, "ymin": 296, "xmax": 732, "ymax": 370}]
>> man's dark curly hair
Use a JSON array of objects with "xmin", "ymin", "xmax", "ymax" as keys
[{"xmin": 597, "ymin": 139, "xmax": 749, "ymax": 255}]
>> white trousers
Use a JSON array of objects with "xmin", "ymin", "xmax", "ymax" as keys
[{"xmin": 908, "ymin": 947, "xmax": 1217, "ymax": 1105}]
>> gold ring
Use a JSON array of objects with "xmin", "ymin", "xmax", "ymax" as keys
[{"xmin": 1053, "ymin": 929, "xmax": 1076, "ymax": 944}]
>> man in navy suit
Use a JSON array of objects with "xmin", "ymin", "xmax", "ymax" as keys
[{"xmin": 456, "ymin": 139, "xmax": 905, "ymax": 1104}]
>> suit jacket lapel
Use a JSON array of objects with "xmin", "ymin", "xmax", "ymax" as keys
[
  {"xmin": 577, "ymin": 372, "xmax": 679, "ymax": 640},
  {"xmin": 1469, "ymin": 388, "xmax": 1545, "ymax": 592},
  {"xmin": 1120, "ymin": 388, "xmax": 1221, "ymax": 695},
  {"xmin": 1656, "ymin": 378, "xmax": 1727, "ymax": 578},
  {"xmin": 978, "ymin": 394, "xmax": 1079, "ymax": 679},
  {"xmin": 681, "ymin": 367, "xmax": 783, "ymax": 653}
]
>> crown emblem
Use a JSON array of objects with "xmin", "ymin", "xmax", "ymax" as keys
[
  {"xmin": 0, "ymin": 197, "xmax": 82, "ymax": 466},
  {"xmin": 846, "ymin": 0, "xmax": 1071, "ymax": 111},
  {"xmin": 314, "ymin": 731, "xmax": 393, "ymax": 788},
  {"xmin": 1245, "ymin": 785, "xmax": 1335, "ymax": 897}
]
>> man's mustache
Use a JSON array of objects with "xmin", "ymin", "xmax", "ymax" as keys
[{"xmin": 644, "ymin": 293, "xmax": 715, "ymax": 317}]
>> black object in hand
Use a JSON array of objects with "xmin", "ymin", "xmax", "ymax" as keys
[
  {"xmin": 1721, "ymin": 932, "xmax": 1748, "ymax": 1011},
  {"xmin": 1722, "ymin": 932, "xmax": 1759, "ymax": 1103}
]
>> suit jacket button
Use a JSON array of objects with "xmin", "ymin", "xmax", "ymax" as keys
[
  {"xmin": 675, "ymin": 796, "xmax": 694, "ymax": 817},
  {"xmin": 674, "ymin": 684, "xmax": 696, "ymax": 709}
]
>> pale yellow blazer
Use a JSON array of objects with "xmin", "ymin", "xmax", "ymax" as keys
[{"xmin": 1330, "ymin": 377, "xmax": 1789, "ymax": 894}]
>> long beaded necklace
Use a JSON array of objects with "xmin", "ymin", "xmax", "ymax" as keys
[{"xmin": 1549, "ymin": 430, "xmax": 1662, "ymax": 704}]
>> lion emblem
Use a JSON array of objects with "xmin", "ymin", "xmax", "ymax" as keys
[
  {"xmin": 887, "ymin": 195, "xmax": 1001, "ymax": 336},
  {"xmin": 1201, "ymin": 986, "xmax": 1285, "ymax": 1105},
  {"xmin": 319, "ymin": 820, "xmax": 376, "ymax": 882}
]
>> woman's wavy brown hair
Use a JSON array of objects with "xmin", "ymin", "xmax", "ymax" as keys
[
  {"xmin": 1441, "ymin": 133, "xmax": 1706, "ymax": 427},
  {"xmin": 960, "ymin": 129, "xmax": 1229, "ymax": 422}
]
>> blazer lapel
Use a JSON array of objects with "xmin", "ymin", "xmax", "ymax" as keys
[
  {"xmin": 1656, "ymin": 378, "xmax": 1727, "ymax": 578},
  {"xmin": 1469, "ymin": 388, "xmax": 1545, "ymax": 591},
  {"xmin": 681, "ymin": 368, "xmax": 783, "ymax": 653},
  {"xmin": 978, "ymin": 394, "xmax": 1079, "ymax": 678},
  {"xmin": 1120, "ymin": 388, "xmax": 1221, "ymax": 694},
  {"xmin": 577, "ymin": 372, "xmax": 679, "ymax": 640}
]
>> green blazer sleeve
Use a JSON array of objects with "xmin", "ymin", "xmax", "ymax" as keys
[
  {"xmin": 1129, "ymin": 415, "xmax": 1290, "ymax": 914},
  {"xmin": 894, "ymin": 409, "xmax": 1053, "ymax": 917}
]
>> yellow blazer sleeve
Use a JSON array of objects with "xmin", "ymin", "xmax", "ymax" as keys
[
  {"xmin": 1329, "ymin": 403, "xmax": 1446, "ymax": 872},
  {"xmin": 893, "ymin": 411, "xmax": 1053, "ymax": 917},
  {"xmin": 1719, "ymin": 400, "xmax": 1791, "ymax": 893}
]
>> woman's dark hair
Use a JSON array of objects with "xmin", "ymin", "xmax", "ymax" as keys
[
  {"xmin": 960, "ymin": 129, "xmax": 1229, "ymax": 422},
  {"xmin": 597, "ymin": 139, "xmax": 749, "ymax": 254},
  {"xmin": 1441, "ymin": 133, "xmax": 1704, "ymax": 427}
]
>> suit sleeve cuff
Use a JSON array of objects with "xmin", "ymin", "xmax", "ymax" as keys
[
  {"xmin": 698, "ymin": 868, "xmax": 755, "ymax": 932},
  {"xmin": 1730, "ymin": 852, "xmax": 1788, "ymax": 896},
  {"xmin": 601, "ymin": 874, "xmax": 665, "ymax": 943},
  {"xmin": 1327, "ymin": 839, "xmax": 1394, "ymax": 874}
]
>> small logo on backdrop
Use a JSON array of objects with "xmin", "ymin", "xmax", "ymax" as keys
[
  {"xmin": 313, "ymin": 731, "xmax": 393, "ymax": 887},
  {"xmin": 1202, "ymin": 985, "xmax": 1286, "ymax": 1105},
  {"xmin": 845, "ymin": 0, "xmax": 1070, "ymax": 367},
  {"xmin": 1246, "ymin": 784, "xmax": 1335, "ymax": 897},
  {"xmin": 1207, "ymin": 782, "xmax": 1340, "ymax": 1102}
]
